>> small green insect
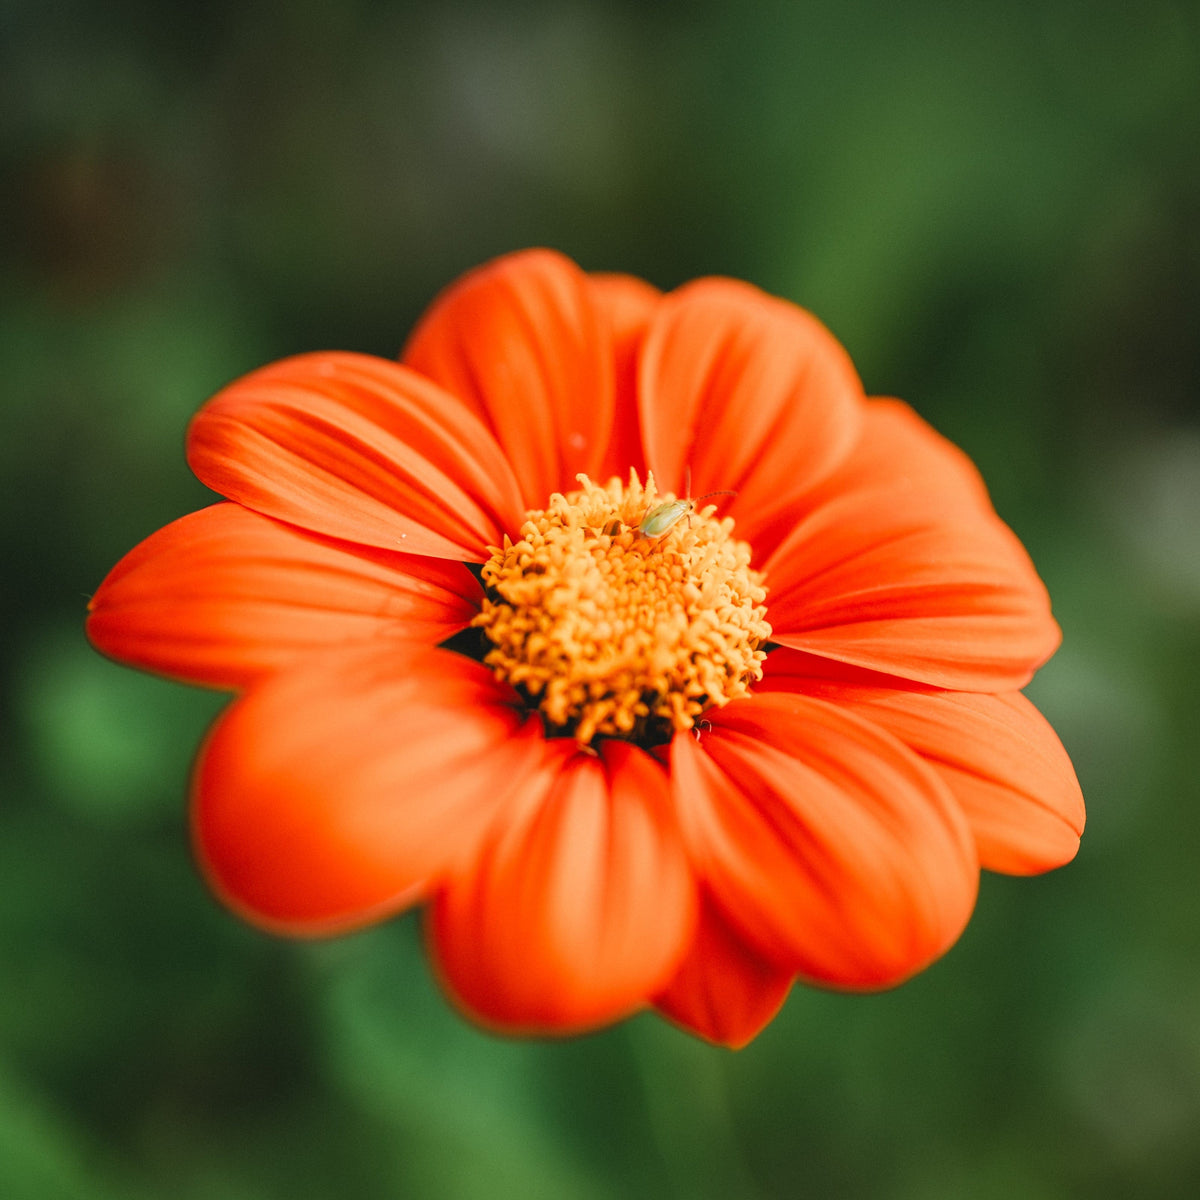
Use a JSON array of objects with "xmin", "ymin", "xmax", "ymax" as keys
[{"xmin": 638, "ymin": 478, "xmax": 736, "ymax": 540}]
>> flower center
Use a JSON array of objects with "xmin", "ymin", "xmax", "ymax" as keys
[{"xmin": 472, "ymin": 472, "xmax": 771, "ymax": 746}]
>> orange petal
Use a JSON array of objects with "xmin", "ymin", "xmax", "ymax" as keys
[
  {"xmin": 764, "ymin": 403, "xmax": 1060, "ymax": 690},
  {"xmin": 763, "ymin": 657, "xmax": 1084, "ymax": 874},
  {"xmin": 187, "ymin": 351, "xmax": 525, "ymax": 561},
  {"xmin": 670, "ymin": 694, "xmax": 978, "ymax": 988},
  {"xmin": 637, "ymin": 277, "xmax": 864, "ymax": 547},
  {"xmin": 766, "ymin": 509, "xmax": 1060, "ymax": 691},
  {"xmin": 403, "ymin": 249, "xmax": 617, "ymax": 508},
  {"xmin": 654, "ymin": 891, "xmax": 792, "ymax": 1049},
  {"xmin": 87, "ymin": 503, "xmax": 481, "ymax": 689},
  {"xmin": 588, "ymin": 271, "xmax": 661, "ymax": 482},
  {"xmin": 429, "ymin": 739, "xmax": 697, "ymax": 1035},
  {"xmin": 765, "ymin": 399, "xmax": 996, "ymax": 541},
  {"xmin": 193, "ymin": 646, "xmax": 543, "ymax": 936}
]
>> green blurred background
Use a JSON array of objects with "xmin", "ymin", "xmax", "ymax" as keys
[{"xmin": 3, "ymin": 1, "xmax": 1199, "ymax": 1196}]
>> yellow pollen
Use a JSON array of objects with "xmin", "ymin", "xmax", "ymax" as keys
[{"xmin": 472, "ymin": 471, "xmax": 772, "ymax": 745}]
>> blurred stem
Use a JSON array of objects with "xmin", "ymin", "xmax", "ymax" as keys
[{"xmin": 624, "ymin": 1019, "xmax": 765, "ymax": 1200}]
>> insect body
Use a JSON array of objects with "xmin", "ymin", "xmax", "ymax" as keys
[{"xmin": 638, "ymin": 488, "xmax": 736, "ymax": 539}]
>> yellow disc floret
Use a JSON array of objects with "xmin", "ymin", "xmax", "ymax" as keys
[{"xmin": 472, "ymin": 471, "xmax": 771, "ymax": 745}]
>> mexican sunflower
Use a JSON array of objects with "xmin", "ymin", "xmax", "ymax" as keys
[{"xmin": 87, "ymin": 248, "xmax": 1084, "ymax": 1047}]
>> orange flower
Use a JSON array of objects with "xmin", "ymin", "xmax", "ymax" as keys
[{"xmin": 87, "ymin": 249, "xmax": 1084, "ymax": 1047}]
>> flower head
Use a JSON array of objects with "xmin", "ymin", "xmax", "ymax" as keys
[{"xmin": 87, "ymin": 249, "xmax": 1084, "ymax": 1046}]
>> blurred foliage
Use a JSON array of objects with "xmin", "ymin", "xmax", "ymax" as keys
[{"xmin": 3, "ymin": 0, "xmax": 1199, "ymax": 1196}]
